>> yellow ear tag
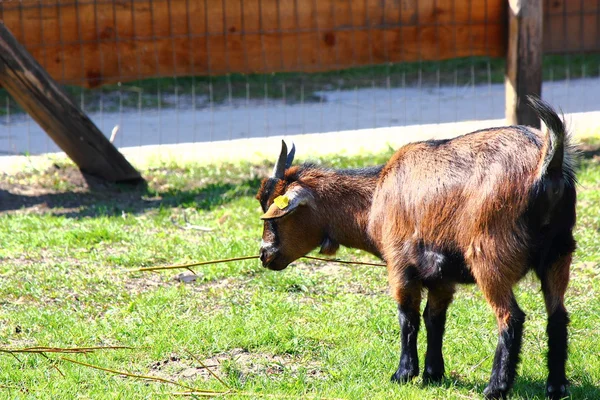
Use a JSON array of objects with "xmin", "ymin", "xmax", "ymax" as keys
[{"xmin": 273, "ymin": 195, "xmax": 290, "ymax": 210}]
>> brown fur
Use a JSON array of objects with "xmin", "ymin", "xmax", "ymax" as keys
[
  {"xmin": 369, "ymin": 128, "xmax": 544, "ymax": 318},
  {"xmin": 257, "ymin": 165, "xmax": 382, "ymax": 270},
  {"xmin": 543, "ymin": 254, "xmax": 571, "ymax": 314}
]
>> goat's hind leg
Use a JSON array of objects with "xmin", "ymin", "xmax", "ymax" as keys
[
  {"xmin": 422, "ymin": 284, "xmax": 455, "ymax": 384},
  {"xmin": 537, "ymin": 250, "xmax": 573, "ymax": 400},
  {"xmin": 472, "ymin": 262, "xmax": 526, "ymax": 400},
  {"xmin": 483, "ymin": 291, "xmax": 525, "ymax": 399},
  {"xmin": 389, "ymin": 266, "xmax": 422, "ymax": 384}
]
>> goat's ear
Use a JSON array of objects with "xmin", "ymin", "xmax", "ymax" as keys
[{"xmin": 260, "ymin": 188, "xmax": 311, "ymax": 220}]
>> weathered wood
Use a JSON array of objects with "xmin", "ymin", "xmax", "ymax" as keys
[
  {"xmin": 0, "ymin": 0, "xmax": 507, "ymax": 87},
  {"xmin": 505, "ymin": 0, "xmax": 543, "ymax": 128},
  {"xmin": 0, "ymin": 22, "xmax": 142, "ymax": 183}
]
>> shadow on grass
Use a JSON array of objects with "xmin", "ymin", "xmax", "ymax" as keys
[
  {"xmin": 0, "ymin": 167, "xmax": 263, "ymax": 218},
  {"xmin": 579, "ymin": 136, "xmax": 600, "ymax": 159},
  {"xmin": 0, "ymin": 140, "xmax": 598, "ymax": 218},
  {"xmin": 426, "ymin": 374, "xmax": 600, "ymax": 399},
  {"xmin": 581, "ymin": 146, "xmax": 600, "ymax": 161}
]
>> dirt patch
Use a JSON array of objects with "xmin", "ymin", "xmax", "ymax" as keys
[
  {"xmin": 296, "ymin": 262, "xmax": 346, "ymax": 276},
  {"xmin": 124, "ymin": 274, "xmax": 166, "ymax": 295},
  {"xmin": 1, "ymin": 253, "xmax": 84, "ymax": 268},
  {"xmin": 343, "ymin": 282, "xmax": 388, "ymax": 297},
  {"xmin": 4, "ymin": 163, "xmax": 90, "ymax": 193},
  {"xmin": 0, "ymin": 163, "xmax": 147, "ymax": 216},
  {"xmin": 1, "ymin": 338, "xmax": 37, "ymax": 350},
  {"xmin": 149, "ymin": 348, "xmax": 326, "ymax": 384},
  {"xmin": 193, "ymin": 276, "xmax": 249, "ymax": 294}
]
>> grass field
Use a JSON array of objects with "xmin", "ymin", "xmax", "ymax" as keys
[{"xmin": 0, "ymin": 136, "xmax": 598, "ymax": 399}]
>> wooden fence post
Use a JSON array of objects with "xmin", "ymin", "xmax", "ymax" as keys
[
  {"xmin": 0, "ymin": 22, "xmax": 142, "ymax": 183},
  {"xmin": 505, "ymin": 0, "xmax": 543, "ymax": 128}
]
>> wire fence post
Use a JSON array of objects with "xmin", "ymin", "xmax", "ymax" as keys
[{"xmin": 505, "ymin": 0, "xmax": 543, "ymax": 128}]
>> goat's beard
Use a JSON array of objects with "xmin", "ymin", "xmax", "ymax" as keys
[{"xmin": 319, "ymin": 236, "xmax": 340, "ymax": 256}]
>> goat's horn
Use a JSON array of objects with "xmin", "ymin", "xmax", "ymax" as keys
[
  {"xmin": 272, "ymin": 140, "xmax": 288, "ymax": 179},
  {"xmin": 286, "ymin": 142, "xmax": 296, "ymax": 169}
]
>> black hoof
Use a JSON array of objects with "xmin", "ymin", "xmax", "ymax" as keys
[
  {"xmin": 546, "ymin": 382, "xmax": 569, "ymax": 400},
  {"xmin": 391, "ymin": 368, "xmax": 418, "ymax": 384},
  {"xmin": 422, "ymin": 368, "xmax": 444, "ymax": 384},
  {"xmin": 483, "ymin": 384, "xmax": 509, "ymax": 400}
]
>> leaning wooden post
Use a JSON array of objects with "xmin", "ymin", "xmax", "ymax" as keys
[
  {"xmin": 0, "ymin": 22, "xmax": 142, "ymax": 183},
  {"xmin": 505, "ymin": 0, "xmax": 543, "ymax": 128}
]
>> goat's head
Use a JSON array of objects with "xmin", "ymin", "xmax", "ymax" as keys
[{"xmin": 255, "ymin": 141, "xmax": 323, "ymax": 270}]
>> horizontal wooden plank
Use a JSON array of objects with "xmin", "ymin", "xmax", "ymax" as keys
[
  {"xmin": 543, "ymin": 0, "xmax": 600, "ymax": 54},
  {"xmin": 0, "ymin": 0, "xmax": 509, "ymax": 87}
]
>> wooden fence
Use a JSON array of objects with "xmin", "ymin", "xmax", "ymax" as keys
[
  {"xmin": 1, "ymin": 0, "xmax": 597, "ymax": 88},
  {"xmin": 0, "ymin": 0, "xmax": 508, "ymax": 88},
  {"xmin": 0, "ymin": 0, "xmax": 592, "ymax": 89},
  {"xmin": 543, "ymin": 0, "xmax": 600, "ymax": 54}
]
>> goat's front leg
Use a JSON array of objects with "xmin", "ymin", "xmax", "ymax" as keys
[
  {"xmin": 389, "ymin": 269, "xmax": 422, "ymax": 384},
  {"xmin": 422, "ymin": 284, "xmax": 455, "ymax": 383}
]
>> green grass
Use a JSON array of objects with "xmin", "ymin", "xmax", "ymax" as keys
[
  {"xmin": 0, "ymin": 142, "xmax": 599, "ymax": 399},
  {"xmin": 1, "ymin": 53, "xmax": 600, "ymax": 115}
]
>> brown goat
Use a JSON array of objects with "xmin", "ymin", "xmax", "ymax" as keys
[{"xmin": 256, "ymin": 97, "xmax": 577, "ymax": 399}]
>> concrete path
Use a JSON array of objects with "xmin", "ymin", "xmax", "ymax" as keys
[{"xmin": 0, "ymin": 77, "xmax": 598, "ymax": 170}]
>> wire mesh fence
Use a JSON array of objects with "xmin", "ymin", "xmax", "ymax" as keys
[{"xmin": 0, "ymin": 0, "xmax": 599, "ymax": 157}]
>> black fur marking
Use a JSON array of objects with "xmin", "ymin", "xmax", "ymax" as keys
[
  {"xmin": 526, "ymin": 181, "xmax": 577, "ymax": 280},
  {"xmin": 524, "ymin": 182, "xmax": 563, "ymax": 235},
  {"xmin": 422, "ymin": 301, "xmax": 448, "ymax": 383},
  {"xmin": 419, "ymin": 249, "xmax": 445, "ymax": 278},
  {"xmin": 533, "ymin": 231, "xmax": 576, "ymax": 285},
  {"xmin": 463, "ymin": 126, "xmax": 512, "ymax": 137},
  {"xmin": 336, "ymin": 165, "xmax": 385, "ymax": 177},
  {"xmin": 291, "ymin": 163, "xmax": 384, "ymax": 179},
  {"xmin": 391, "ymin": 302, "xmax": 421, "ymax": 384},
  {"xmin": 265, "ymin": 219, "xmax": 280, "ymax": 246},
  {"xmin": 423, "ymin": 138, "xmax": 452, "ymax": 148},
  {"xmin": 260, "ymin": 178, "xmax": 280, "ymax": 212},
  {"xmin": 483, "ymin": 300, "xmax": 526, "ymax": 400},
  {"xmin": 526, "ymin": 96, "xmax": 573, "ymax": 179},
  {"xmin": 526, "ymin": 96, "xmax": 565, "ymax": 140},
  {"xmin": 403, "ymin": 265, "xmax": 420, "ymax": 284},
  {"xmin": 545, "ymin": 309, "xmax": 570, "ymax": 400},
  {"xmin": 319, "ymin": 235, "xmax": 340, "ymax": 256},
  {"xmin": 460, "ymin": 125, "xmax": 542, "ymax": 148},
  {"xmin": 415, "ymin": 243, "xmax": 474, "ymax": 285},
  {"xmin": 513, "ymin": 125, "xmax": 544, "ymax": 148}
]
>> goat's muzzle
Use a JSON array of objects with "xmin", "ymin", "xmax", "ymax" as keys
[{"xmin": 259, "ymin": 246, "xmax": 288, "ymax": 271}]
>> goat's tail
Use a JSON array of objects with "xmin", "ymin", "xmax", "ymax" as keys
[{"xmin": 527, "ymin": 95, "xmax": 577, "ymax": 184}]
